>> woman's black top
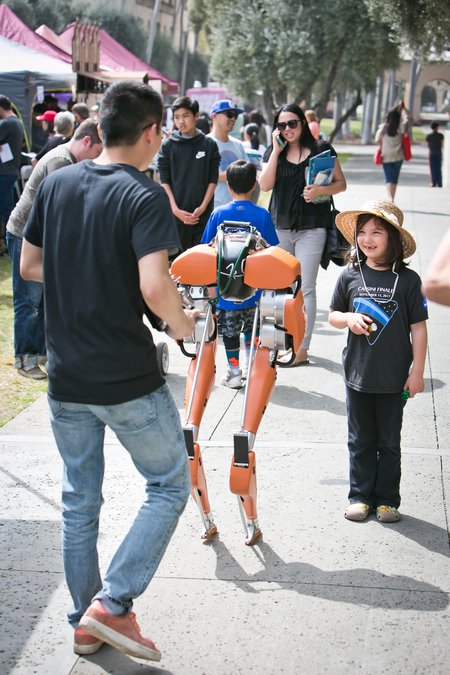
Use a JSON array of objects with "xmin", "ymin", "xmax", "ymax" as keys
[{"xmin": 263, "ymin": 141, "xmax": 337, "ymax": 231}]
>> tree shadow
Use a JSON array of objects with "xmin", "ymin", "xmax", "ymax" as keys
[{"xmin": 210, "ymin": 538, "xmax": 449, "ymax": 611}]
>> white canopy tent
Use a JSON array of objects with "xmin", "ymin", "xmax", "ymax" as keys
[{"xmin": 0, "ymin": 35, "xmax": 76, "ymax": 146}]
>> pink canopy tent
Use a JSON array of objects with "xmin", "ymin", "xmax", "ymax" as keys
[
  {"xmin": 59, "ymin": 23, "xmax": 178, "ymax": 94},
  {"xmin": 0, "ymin": 4, "xmax": 71, "ymax": 63}
]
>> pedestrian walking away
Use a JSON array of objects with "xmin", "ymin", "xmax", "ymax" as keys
[
  {"xmin": 425, "ymin": 121, "xmax": 444, "ymax": 188},
  {"xmin": 20, "ymin": 81, "xmax": 197, "ymax": 662},
  {"xmin": 259, "ymin": 103, "xmax": 347, "ymax": 366},
  {"xmin": 328, "ymin": 199, "xmax": 428, "ymax": 524}
]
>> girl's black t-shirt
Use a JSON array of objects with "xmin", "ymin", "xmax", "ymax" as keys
[
  {"xmin": 24, "ymin": 161, "xmax": 181, "ymax": 405},
  {"xmin": 263, "ymin": 141, "xmax": 337, "ymax": 231}
]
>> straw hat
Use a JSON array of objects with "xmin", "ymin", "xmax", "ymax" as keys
[{"xmin": 335, "ymin": 198, "xmax": 416, "ymax": 258}]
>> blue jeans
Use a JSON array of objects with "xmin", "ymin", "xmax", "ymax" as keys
[
  {"xmin": 48, "ymin": 384, "xmax": 190, "ymax": 625},
  {"xmin": 0, "ymin": 174, "xmax": 16, "ymax": 227},
  {"xmin": 6, "ymin": 232, "xmax": 46, "ymax": 368}
]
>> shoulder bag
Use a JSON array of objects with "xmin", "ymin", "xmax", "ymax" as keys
[
  {"xmin": 401, "ymin": 133, "xmax": 412, "ymax": 161},
  {"xmin": 320, "ymin": 197, "xmax": 348, "ymax": 270}
]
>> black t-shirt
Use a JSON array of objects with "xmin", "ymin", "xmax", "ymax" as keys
[
  {"xmin": 330, "ymin": 264, "xmax": 428, "ymax": 393},
  {"xmin": 425, "ymin": 131, "xmax": 444, "ymax": 154},
  {"xmin": 263, "ymin": 141, "xmax": 336, "ymax": 231},
  {"xmin": 35, "ymin": 135, "xmax": 69, "ymax": 161},
  {"xmin": 24, "ymin": 161, "xmax": 181, "ymax": 405}
]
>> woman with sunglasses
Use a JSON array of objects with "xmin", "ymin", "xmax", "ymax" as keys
[{"xmin": 260, "ymin": 103, "xmax": 347, "ymax": 365}]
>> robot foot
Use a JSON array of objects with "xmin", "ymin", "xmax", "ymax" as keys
[
  {"xmin": 200, "ymin": 513, "xmax": 218, "ymax": 542},
  {"xmin": 244, "ymin": 519, "xmax": 262, "ymax": 546}
]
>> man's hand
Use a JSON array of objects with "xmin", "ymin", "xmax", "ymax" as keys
[
  {"xmin": 174, "ymin": 207, "xmax": 199, "ymax": 225},
  {"xmin": 166, "ymin": 308, "xmax": 200, "ymax": 341}
]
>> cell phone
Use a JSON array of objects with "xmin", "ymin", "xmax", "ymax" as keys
[{"xmin": 276, "ymin": 134, "xmax": 286, "ymax": 149}]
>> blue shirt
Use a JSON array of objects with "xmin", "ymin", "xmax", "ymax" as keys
[{"xmin": 201, "ymin": 200, "xmax": 279, "ymax": 310}]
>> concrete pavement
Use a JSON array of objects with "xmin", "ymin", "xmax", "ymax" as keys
[{"xmin": 1, "ymin": 146, "xmax": 449, "ymax": 675}]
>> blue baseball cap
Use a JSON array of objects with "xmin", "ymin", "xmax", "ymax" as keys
[{"xmin": 210, "ymin": 99, "xmax": 244, "ymax": 116}]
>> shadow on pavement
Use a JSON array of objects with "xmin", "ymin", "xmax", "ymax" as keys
[
  {"xmin": 77, "ymin": 645, "xmax": 176, "ymax": 674},
  {"xmin": 211, "ymin": 539, "xmax": 449, "ymax": 611},
  {"xmin": 270, "ymin": 385, "xmax": 346, "ymax": 415}
]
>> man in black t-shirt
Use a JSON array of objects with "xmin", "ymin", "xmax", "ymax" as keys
[
  {"xmin": 0, "ymin": 94, "xmax": 23, "ymax": 248},
  {"xmin": 426, "ymin": 121, "xmax": 444, "ymax": 188},
  {"xmin": 21, "ymin": 81, "xmax": 196, "ymax": 662}
]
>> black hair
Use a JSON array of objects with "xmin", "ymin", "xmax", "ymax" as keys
[
  {"xmin": 249, "ymin": 109, "xmax": 266, "ymax": 127},
  {"xmin": 0, "ymin": 95, "xmax": 12, "ymax": 110},
  {"xmin": 272, "ymin": 103, "xmax": 316, "ymax": 152},
  {"xmin": 431, "ymin": 121, "xmax": 439, "ymax": 131},
  {"xmin": 226, "ymin": 159, "xmax": 257, "ymax": 194},
  {"xmin": 244, "ymin": 123, "xmax": 260, "ymax": 150},
  {"xmin": 386, "ymin": 109, "xmax": 401, "ymax": 137},
  {"xmin": 99, "ymin": 81, "xmax": 163, "ymax": 147},
  {"xmin": 73, "ymin": 118, "xmax": 101, "ymax": 144},
  {"xmin": 72, "ymin": 103, "xmax": 90, "ymax": 121},
  {"xmin": 196, "ymin": 115, "xmax": 210, "ymax": 134},
  {"xmin": 350, "ymin": 213, "xmax": 405, "ymax": 270},
  {"xmin": 172, "ymin": 96, "xmax": 199, "ymax": 115}
]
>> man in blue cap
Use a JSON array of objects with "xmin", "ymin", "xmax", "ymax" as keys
[{"xmin": 208, "ymin": 99, "xmax": 248, "ymax": 207}]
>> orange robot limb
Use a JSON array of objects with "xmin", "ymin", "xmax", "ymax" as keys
[{"xmin": 171, "ymin": 247, "xmax": 218, "ymax": 541}]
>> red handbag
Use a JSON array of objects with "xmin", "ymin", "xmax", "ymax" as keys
[
  {"xmin": 402, "ymin": 133, "xmax": 412, "ymax": 161},
  {"xmin": 373, "ymin": 147, "xmax": 382, "ymax": 165}
]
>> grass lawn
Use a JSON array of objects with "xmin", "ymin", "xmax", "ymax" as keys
[
  {"xmin": 320, "ymin": 117, "xmax": 426, "ymax": 144},
  {"xmin": 0, "ymin": 256, "xmax": 47, "ymax": 427}
]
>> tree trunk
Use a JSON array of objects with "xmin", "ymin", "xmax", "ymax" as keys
[{"xmin": 329, "ymin": 90, "xmax": 362, "ymax": 144}]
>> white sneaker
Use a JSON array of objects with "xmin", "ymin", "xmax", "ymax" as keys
[{"xmin": 220, "ymin": 368, "xmax": 243, "ymax": 389}]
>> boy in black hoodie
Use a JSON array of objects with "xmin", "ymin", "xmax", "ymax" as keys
[{"xmin": 157, "ymin": 97, "xmax": 220, "ymax": 251}]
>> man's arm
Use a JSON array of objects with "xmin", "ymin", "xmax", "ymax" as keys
[
  {"xmin": 160, "ymin": 182, "xmax": 197, "ymax": 224},
  {"xmin": 20, "ymin": 239, "xmax": 43, "ymax": 282},
  {"xmin": 138, "ymin": 249, "xmax": 197, "ymax": 340},
  {"xmin": 423, "ymin": 229, "xmax": 450, "ymax": 306}
]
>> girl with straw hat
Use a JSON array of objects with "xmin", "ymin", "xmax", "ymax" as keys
[{"xmin": 328, "ymin": 198, "xmax": 428, "ymax": 523}]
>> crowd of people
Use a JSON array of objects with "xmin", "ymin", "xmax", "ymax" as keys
[{"xmin": 0, "ymin": 81, "xmax": 448, "ymax": 663}]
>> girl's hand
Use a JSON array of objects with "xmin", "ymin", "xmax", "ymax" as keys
[
  {"xmin": 404, "ymin": 372, "xmax": 424, "ymax": 398},
  {"xmin": 271, "ymin": 128, "xmax": 284, "ymax": 154},
  {"xmin": 346, "ymin": 313, "xmax": 372, "ymax": 336}
]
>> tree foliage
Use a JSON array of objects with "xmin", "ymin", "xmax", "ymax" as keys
[
  {"xmin": 364, "ymin": 0, "xmax": 450, "ymax": 56},
  {"xmin": 192, "ymin": 0, "xmax": 400, "ymax": 118}
]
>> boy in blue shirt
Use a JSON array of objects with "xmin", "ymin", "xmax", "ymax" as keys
[{"xmin": 202, "ymin": 160, "xmax": 279, "ymax": 388}]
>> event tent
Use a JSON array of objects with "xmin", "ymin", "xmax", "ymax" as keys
[
  {"xmin": 0, "ymin": 35, "xmax": 76, "ymax": 145},
  {"xmin": 58, "ymin": 23, "xmax": 179, "ymax": 94},
  {"xmin": 0, "ymin": 4, "xmax": 71, "ymax": 63}
]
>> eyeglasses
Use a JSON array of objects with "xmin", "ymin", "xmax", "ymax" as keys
[
  {"xmin": 220, "ymin": 110, "xmax": 238, "ymax": 119},
  {"xmin": 276, "ymin": 119, "xmax": 301, "ymax": 131}
]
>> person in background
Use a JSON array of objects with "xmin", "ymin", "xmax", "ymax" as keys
[
  {"xmin": 6, "ymin": 119, "xmax": 103, "ymax": 380},
  {"xmin": 157, "ymin": 96, "xmax": 220, "ymax": 251},
  {"xmin": 196, "ymin": 112, "xmax": 211, "ymax": 135},
  {"xmin": 259, "ymin": 103, "xmax": 346, "ymax": 366},
  {"xmin": 248, "ymin": 109, "xmax": 271, "ymax": 147},
  {"xmin": 425, "ymin": 121, "xmax": 444, "ymax": 188},
  {"xmin": 20, "ymin": 80, "xmax": 196, "ymax": 661},
  {"xmin": 0, "ymin": 94, "xmax": 24, "ymax": 253},
  {"xmin": 201, "ymin": 160, "xmax": 279, "ymax": 388},
  {"xmin": 33, "ymin": 111, "xmax": 75, "ymax": 165},
  {"xmin": 72, "ymin": 103, "xmax": 90, "ymax": 129},
  {"xmin": 31, "ymin": 104, "xmax": 50, "ymax": 153},
  {"xmin": 423, "ymin": 228, "xmax": 450, "ymax": 306},
  {"xmin": 305, "ymin": 110, "xmax": 320, "ymax": 140},
  {"xmin": 375, "ymin": 102, "xmax": 410, "ymax": 202},
  {"xmin": 208, "ymin": 99, "xmax": 248, "ymax": 208}
]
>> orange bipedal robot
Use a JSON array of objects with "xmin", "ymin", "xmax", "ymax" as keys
[{"xmin": 171, "ymin": 223, "xmax": 305, "ymax": 545}]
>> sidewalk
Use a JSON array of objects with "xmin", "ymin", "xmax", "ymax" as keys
[{"xmin": 1, "ymin": 151, "xmax": 449, "ymax": 675}]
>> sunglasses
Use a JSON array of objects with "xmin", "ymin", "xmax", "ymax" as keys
[
  {"xmin": 276, "ymin": 119, "xmax": 301, "ymax": 131},
  {"xmin": 220, "ymin": 110, "xmax": 238, "ymax": 119}
]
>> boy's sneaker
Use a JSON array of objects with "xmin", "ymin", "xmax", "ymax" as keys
[
  {"xmin": 79, "ymin": 600, "xmax": 161, "ymax": 661},
  {"xmin": 220, "ymin": 368, "xmax": 243, "ymax": 389},
  {"xmin": 377, "ymin": 505, "xmax": 400, "ymax": 522},
  {"xmin": 344, "ymin": 502, "xmax": 370, "ymax": 521},
  {"xmin": 74, "ymin": 628, "xmax": 104, "ymax": 655}
]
